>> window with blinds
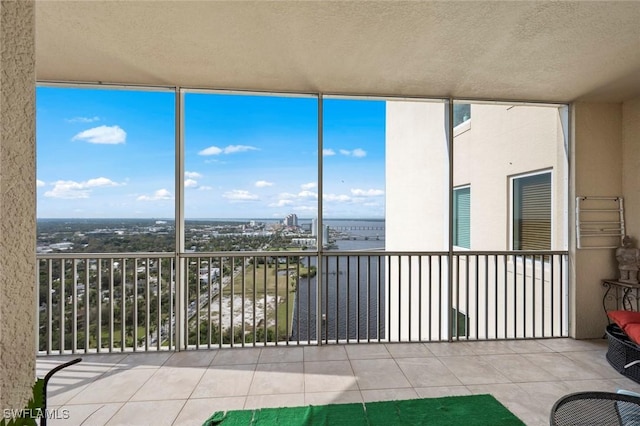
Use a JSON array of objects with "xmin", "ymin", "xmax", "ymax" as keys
[
  {"xmin": 453, "ymin": 186, "xmax": 470, "ymax": 249},
  {"xmin": 452, "ymin": 308, "xmax": 468, "ymax": 337},
  {"xmin": 513, "ymin": 172, "xmax": 551, "ymax": 250}
]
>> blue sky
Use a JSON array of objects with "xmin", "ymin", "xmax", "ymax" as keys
[{"xmin": 36, "ymin": 87, "xmax": 386, "ymax": 219}]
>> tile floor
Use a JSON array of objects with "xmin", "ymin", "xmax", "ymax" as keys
[{"xmin": 36, "ymin": 337, "xmax": 639, "ymax": 426}]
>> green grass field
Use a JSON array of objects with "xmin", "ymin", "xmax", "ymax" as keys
[{"xmin": 227, "ymin": 263, "xmax": 298, "ymax": 338}]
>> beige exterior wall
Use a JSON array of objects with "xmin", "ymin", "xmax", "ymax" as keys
[
  {"xmin": 387, "ymin": 102, "xmax": 567, "ymax": 252},
  {"xmin": 623, "ymin": 97, "xmax": 640, "ymax": 238},
  {"xmin": 0, "ymin": 0, "xmax": 36, "ymax": 409},
  {"xmin": 386, "ymin": 101, "xmax": 568, "ymax": 341},
  {"xmin": 385, "ymin": 101, "xmax": 448, "ymax": 339},
  {"xmin": 572, "ymin": 102, "xmax": 623, "ymax": 338},
  {"xmin": 453, "ymin": 104, "xmax": 568, "ymax": 251},
  {"xmin": 386, "ymin": 101, "xmax": 448, "ymax": 251}
]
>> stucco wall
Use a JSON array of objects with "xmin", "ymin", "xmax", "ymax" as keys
[
  {"xmin": 0, "ymin": 0, "xmax": 36, "ymax": 409},
  {"xmin": 385, "ymin": 101, "xmax": 569, "ymax": 340},
  {"xmin": 386, "ymin": 101, "xmax": 448, "ymax": 251},
  {"xmin": 387, "ymin": 102, "xmax": 567, "ymax": 252},
  {"xmin": 572, "ymin": 102, "xmax": 622, "ymax": 338},
  {"xmin": 453, "ymin": 104, "xmax": 567, "ymax": 250},
  {"xmin": 623, "ymin": 97, "xmax": 640, "ymax": 239}
]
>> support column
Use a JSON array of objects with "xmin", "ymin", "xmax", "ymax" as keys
[
  {"xmin": 0, "ymin": 0, "xmax": 36, "ymax": 409},
  {"xmin": 571, "ymin": 102, "xmax": 623, "ymax": 339}
]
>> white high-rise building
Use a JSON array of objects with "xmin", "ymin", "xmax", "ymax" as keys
[
  {"xmin": 323, "ymin": 224, "xmax": 330, "ymax": 248},
  {"xmin": 284, "ymin": 213, "xmax": 298, "ymax": 227}
]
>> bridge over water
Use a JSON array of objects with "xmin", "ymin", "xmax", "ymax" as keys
[{"xmin": 330, "ymin": 226, "xmax": 385, "ymax": 231}]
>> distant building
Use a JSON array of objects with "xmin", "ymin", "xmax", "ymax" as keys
[
  {"xmin": 199, "ymin": 267, "xmax": 220, "ymax": 282},
  {"xmin": 323, "ymin": 225, "xmax": 330, "ymax": 247},
  {"xmin": 49, "ymin": 242, "xmax": 73, "ymax": 250},
  {"xmin": 284, "ymin": 213, "xmax": 298, "ymax": 227},
  {"xmin": 292, "ymin": 237, "xmax": 316, "ymax": 247},
  {"xmin": 310, "ymin": 219, "xmax": 329, "ymax": 246}
]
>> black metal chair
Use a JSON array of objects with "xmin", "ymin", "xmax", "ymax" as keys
[{"xmin": 550, "ymin": 391, "xmax": 640, "ymax": 425}]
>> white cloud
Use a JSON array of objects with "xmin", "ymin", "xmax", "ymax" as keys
[
  {"xmin": 45, "ymin": 181, "xmax": 89, "ymax": 199},
  {"xmin": 269, "ymin": 199, "xmax": 294, "ymax": 207},
  {"xmin": 185, "ymin": 171, "xmax": 202, "ymax": 179},
  {"xmin": 298, "ymin": 190, "xmax": 318, "ymax": 199},
  {"xmin": 37, "ymin": 180, "xmax": 45, "ymax": 187},
  {"xmin": 72, "ymin": 125, "xmax": 126, "ymax": 144},
  {"xmin": 198, "ymin": 186, "xmax": 213, "ymax": 191},
  {"xmin": 278, "ymin": 192, "xmax": 297, "ymax": 199},
  {"xmin": 255, "ymin": 180, "xmax": 273, "ymax": 188},
  {"xmin": 339, "ymin": 148, "xmax": 367, "ymax": 157},
  {"xmin": 224, "ymin": 145, "xmax": 259, "ymax": 154},
  {"xmin": 137, "ymin": 189, "xmax": 173, "ymax": 201},
  {"xmin": 324, "ymin": 193, "xmax": 351, "ymax": 202},
  {"xmin": 223, "ymin": 190, "xmax": 259, "ymax": 201},
  {"xmin": 351, "ymin": 188, "xmax": 384, "ymax": 196},
  {"xmin": 66, "ymin": 116, "xmax": 100, "ymax": 123},
  {"xmin": 85, "ymin": 177, "xmax": 120, "ymax": 187},
  {"xmin": 198, "ymin": 146, "xmax": 223, "ymax": 156},
  {"xmin": 198, "ymin": 144, "xmax": 259, "ymax": 156},
  {"xmin": 184, "ymin": 179, "xmax": 198, "ymax": 188},
  {"xmin": 323, "ymin": 149, "xmax": 336, "ymax": 156},
  {"xmin": 301, "ymin": 182, "xmax": 316, "ymax": 190},
  {"xmin": 44, "ymin": 177, "xmax": 122, "ymax": 199}
]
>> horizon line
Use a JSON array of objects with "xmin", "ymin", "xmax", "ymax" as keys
[{"xmin": 36, "ymin": 217, "xmax": 386, "ymax": 221}]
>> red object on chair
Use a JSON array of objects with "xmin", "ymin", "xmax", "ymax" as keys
[
  {"xmin": 625, "ymin": 323, "xmax": 640, "ymax": 345},
  {"xmin": 608, "ymin": 310, "xmax": 640, "ymax": 331}
]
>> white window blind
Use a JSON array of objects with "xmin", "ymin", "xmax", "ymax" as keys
[{"xmin": 453, "ymin": 186, "xmax": 470, "ymax": 249}]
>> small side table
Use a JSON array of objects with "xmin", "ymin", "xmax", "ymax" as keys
[{"xmin": 602, "ymin": 279, "xmax": 640, "ymax": 319}]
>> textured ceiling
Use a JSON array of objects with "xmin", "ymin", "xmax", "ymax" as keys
[{"xmin": 35, "ymin": 1, "xmax": 640, "ymax": 102}]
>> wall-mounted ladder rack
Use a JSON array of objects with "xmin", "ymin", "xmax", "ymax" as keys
[{"xmin": 576, "ymin": 196, "xmax": 625, "ymax": 249}]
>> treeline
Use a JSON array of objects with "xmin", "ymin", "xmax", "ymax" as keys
[{"xmin": 38, "ymin": 227, "xmax": 298, "ymax": 253}]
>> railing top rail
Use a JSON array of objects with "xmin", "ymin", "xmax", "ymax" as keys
[
  {"xmin": 37, "ymin": 249, "xmax": 569, "ymax": 260},
  {"xmin": 36, "ymin": 252, "xmax": 176, "ymax": 260},
  {"xmin": 451, "ymin": 250, "xmax": 568, "ymax": 256},
  {"xmin": 181, "ymin": 250, "xmax": 568, "ymax": 257},
  {"xmin": 180, "ymin": 251, "xmax": 314, "ymax": 258},
  {"xmin": 322, "ymin": 250, "xmax": 568, "ymax": 256}
]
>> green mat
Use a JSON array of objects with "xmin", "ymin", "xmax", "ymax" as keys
[{"xmin": 202, "ymin": 394, "xmax": 525, "ymax": 425}]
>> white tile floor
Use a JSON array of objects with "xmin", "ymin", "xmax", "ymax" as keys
[{"xmin": 36, "ymin": 338, "xmax": 640, "ymax": 426}]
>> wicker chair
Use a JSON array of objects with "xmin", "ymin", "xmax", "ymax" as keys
[
  {"xmin": 607, "ymin": 323, "xmax": 640, "ymax": 383},
  {"xmin": 550, "ymin": 391, "xmax": 640, "ymax": 425}
]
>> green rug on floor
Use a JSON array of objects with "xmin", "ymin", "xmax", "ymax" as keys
[{"xmin": 202, "ymin": 394, "xmax": 525, "ymax": 425}]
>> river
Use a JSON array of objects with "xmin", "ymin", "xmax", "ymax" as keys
[{"xmin": 291, "ymin": 219, "xmax": 386, "ymax": 342}]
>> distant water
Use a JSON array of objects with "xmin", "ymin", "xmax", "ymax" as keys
[{"xmin": 291, "ymin": 219, "xmax": 386, "ymax": 342}]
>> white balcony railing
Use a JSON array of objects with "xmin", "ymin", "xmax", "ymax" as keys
[{"xmin": 37, "ymin": 251, "xmax": 569, "ymax": 355}]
